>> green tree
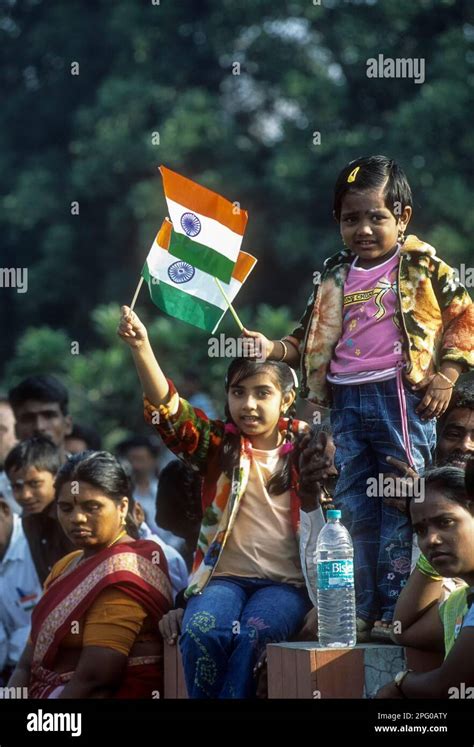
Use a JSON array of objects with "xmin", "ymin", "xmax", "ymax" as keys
[{"xmin": 1, "ymin": 0, "xmax": 472, "ymax": 377}]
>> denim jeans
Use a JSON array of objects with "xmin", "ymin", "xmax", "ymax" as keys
[
  {"xmin": 180, "ymin": 576, "xmax": 312, "ymax": 698},
  {"xmin": 330, "ymin": 379, "xmax": 436, "ymax": 623}
]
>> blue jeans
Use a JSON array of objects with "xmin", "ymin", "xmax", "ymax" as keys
[
  {"xmin": 180, "ymin": 576, "xmax": 312, "ymax": 698},
  {"xmin": 330, "ymin": 379, "xmax": 436, "ymax": 623}
]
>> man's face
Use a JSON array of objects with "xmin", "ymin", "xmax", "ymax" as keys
[
  {"xmin": 8, "ymin": 465, "xmax": 56, "ymax": 515},
  {"xmin": 64, "ymin": 436, "xmax": 88, "ymax": 455},
  {"xmin": 126, "ymin": 447, "xmax": 156, "ymax": 480},
  {"xmin": 0, "ymin": 402, "xmax": 17, "ymax": 468},
  {"xmin": 437, "ymin": 408, "xmax": 474, "ymax": 469},
  {"xmin": 14, "ymin": 400, "xmax": 72, "ymax": 449}
]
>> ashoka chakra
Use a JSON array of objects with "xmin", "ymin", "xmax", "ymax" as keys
[
  {"xmin": 168, "ymin": 261, "xmax": 195, "ymax": 284},
  {"xmin": 180, "ymin": 212, "xmax": 201, "ymax": 237}
]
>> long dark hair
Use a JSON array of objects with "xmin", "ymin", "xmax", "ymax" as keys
[
  {"xmin": 421, "ymin": 466, "xmax": 474, "ymax": 515},
  {"xmin": 54, "ymin": 450, "xmax": 139, "ymax": 539},
  {"xmin": 222, "ymin": 358, "xmax": 297, "ymax": 496}
]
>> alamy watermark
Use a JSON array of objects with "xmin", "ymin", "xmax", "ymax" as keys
[
  {"xmin": 26, "ymin": 709, "xmax": 82, "ymax": 737},
  {"xmin": 448, "ymin": 683, "xmax": 474, "ymax": 699},
  {"xmin": 0, "ymin": 685, "xmax": 28, "ymax": 698},
  {"xmin": 367, "ymin": 474, "xmax": 424, "ymax": 503},
  {"xmin": 0, "ymin": 267, "xmax": 28, "ymax": 293},
  {"xmin": 208, "ymin": 334, "xmax": 264, "ymax": 360},
  {"xmin": 453, "ymin": 264, "xmax": 474, "ymax": 288},
  {"xmin": 366, "ymin": 54, "xmax": 425, "ymax": 85}
]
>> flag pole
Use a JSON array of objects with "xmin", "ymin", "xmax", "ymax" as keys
[
  {"xmin": 130, "ymin": 276, "xmax": 144, "ymax": 312},
  {"xmin": 214, "ymin": 278, "xmax": 244, "ymax": 331}
]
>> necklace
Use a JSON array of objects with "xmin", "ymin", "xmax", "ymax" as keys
[
  {"xmin": 106, "ymin": 528, "xmax": 128, "ymax": 548},
  {"xmin": 69, "ymin": 528, "xmax": 128, "ymax": 573}
]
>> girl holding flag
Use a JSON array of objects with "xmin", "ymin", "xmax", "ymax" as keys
[
  {"xmin": 118, "ymin": 306, "xmax": 324, "ymax": 698},
  {"xmin": 243, "ymin": 155, "xmax": 473, "ymax": 641}
]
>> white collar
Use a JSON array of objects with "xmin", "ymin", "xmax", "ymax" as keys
[
  {"xmin": 351, "ymin": 246, "xmax": 400, "ymax": 272},
  {"xmin": 1, "ymin": 514, "xmax": 25, "ymax": 564}
]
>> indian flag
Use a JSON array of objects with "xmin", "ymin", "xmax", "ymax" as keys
[
  {"xmin": 160, "ymin": 165, "xmax": 248, "ymax": 284},
  {"xmin": 142, "ymin": 218, "xmax": 256, "ymax": 333}
]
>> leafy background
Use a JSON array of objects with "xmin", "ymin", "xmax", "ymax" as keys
[{"xmin": 1, "ymin": 0, "xmax": 472, "ymax": 446}]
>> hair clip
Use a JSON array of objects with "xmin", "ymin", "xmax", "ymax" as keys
[
  {"xmin": 347, "ymin": 166, "xmax": 360, "ymax": 183},
  {"xmin": 279, "ymin": 442, "xmax": 294, "ymax": 456}
]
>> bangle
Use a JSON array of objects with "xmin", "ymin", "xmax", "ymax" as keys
[
  {"xmin": 282, "ymin": 336, "xmax": 300, "ymax": 355},
  {"xmin": 436, "ymin": 371, "xmax": 455, "ymax": 389},
  {"xmin": 394, "ymin": 669, "xmax": 413, "ymax": 697},
  {"xmin": 276, "ymin": 340, "xmax": 288, "ymax": 362}
]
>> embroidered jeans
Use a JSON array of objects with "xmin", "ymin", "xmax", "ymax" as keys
[
  {"xmin": 180, "ymin": 576, "xmax": 311, "ymax": 698},
  {"xmin": 330, "ymin": 379, "xmax": 436, "ymax": 623}
]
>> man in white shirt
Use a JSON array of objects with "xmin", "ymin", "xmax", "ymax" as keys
[
  {"xmin": 0, "ymin": 397, "xmax": 20, "ymax": 514},
  {"xmin": 0, "ymin": 493, "xmax": 42, "ymax": 682}
]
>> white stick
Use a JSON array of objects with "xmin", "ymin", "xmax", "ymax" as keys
[
  {"xmin": 214, "ymin": 277, "xmax": 244, "ymax": 331},
  {"xmin": 130, "ymin": 276, "xmax": 144, "ymax": 311}
]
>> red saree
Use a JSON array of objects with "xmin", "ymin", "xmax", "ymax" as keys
[{"xmin": 29, "ymin": 540, "xmax": 173, "ymax": 698}]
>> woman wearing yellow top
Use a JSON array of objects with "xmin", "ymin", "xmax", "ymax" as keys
[
  {"xmin": 8, "ymin": 451, "xmax": 172, "ymax": 698},
  {"xmin": 376, "ymin": 465, "xmax": 474, "ymax": 698}
]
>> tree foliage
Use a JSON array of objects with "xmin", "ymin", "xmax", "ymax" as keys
[{"xmin": 1, "ymin": 0, "xmax": 472, "ymax": 426}]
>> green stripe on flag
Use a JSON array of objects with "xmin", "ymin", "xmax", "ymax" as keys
[
  {"xmin": 142, "ymin": 263, "xmax": 223, "ymax": 332},
  {"xmin": 168, "ymin": 232, "xmax": 234, "ymax": 284}
]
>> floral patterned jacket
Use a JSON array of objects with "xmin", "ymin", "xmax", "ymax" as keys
[
  {"xmin": 144, "ymin": 381, "xmax": 311, "ymax": 599},
  {"xmin": 290, "ymin": 234, "xmax": 473, "ymax": 406}
]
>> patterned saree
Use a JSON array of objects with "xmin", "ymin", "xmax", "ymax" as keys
[{"xmin": 29, "ymin": 540, "xmax": 173, "ymax": 698}]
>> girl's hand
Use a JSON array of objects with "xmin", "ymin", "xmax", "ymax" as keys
[
  {"xmin": 117, "ymin": 305, "xmax": 148, "ymax": 349},
  {"xmin": 240, "ymin": 329, "xmax": 274, "ymax": 361},
  {"xmin": 413, "ymin": 373, "xmax": 454, "ymax": 420}
]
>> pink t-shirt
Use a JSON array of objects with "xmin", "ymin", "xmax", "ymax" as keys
[{"xmin": 330, "ymin": 251, "xmax": 404, "ymax": 375}]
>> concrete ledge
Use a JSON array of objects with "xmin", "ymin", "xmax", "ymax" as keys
[
  {"xmin": 162, "ymin": 641, "xmax": 444, "ymax": 699},
  {"xmin": 163, "ymin": 642, "xmax": 188, "ymax": 699},
  {"xmin": 266, "ymin": 642, "xmax": 444, "ymax": 699}
]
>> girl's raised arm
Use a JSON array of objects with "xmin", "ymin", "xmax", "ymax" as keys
[{"xmin": 117, "ymin": 305, "xmax": 170, "ymax": 406}]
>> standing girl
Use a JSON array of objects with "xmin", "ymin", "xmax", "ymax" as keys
[
  {"xmin": 243, "ymin": 155, "xmax": 473, "ymax": 640},
  {"xmin": 118, "ymin": 308, "xmax": 325, "ymax": 697}
]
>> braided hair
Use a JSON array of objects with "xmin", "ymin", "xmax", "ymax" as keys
[{"xmin": 221, "ymin": 358, "xmax": 297, "ymax": 496}]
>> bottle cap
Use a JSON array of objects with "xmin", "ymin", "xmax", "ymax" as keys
[{"xmin": 327, "ymin": 509, "xmax": 341, "ymax": 520}]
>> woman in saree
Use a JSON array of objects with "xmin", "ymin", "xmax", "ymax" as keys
[{"xmin": 8, "ymin": 451, "xmax": 173, "ymax": 698}]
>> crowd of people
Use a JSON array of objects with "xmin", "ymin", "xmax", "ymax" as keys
[{"xmin": 1, "ymin": 155, "xmax": 473, "ymax": 699}]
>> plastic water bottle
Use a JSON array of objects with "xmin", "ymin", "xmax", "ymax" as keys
[{"xmin": 315, "ymin": 509, "xmax": 356, "ymax": 647}]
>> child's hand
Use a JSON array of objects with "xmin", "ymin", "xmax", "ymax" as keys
[
  {"xmin": 297, "ymin": 430, "xmax": 338, "ymax": 511},
  {"xmin": 412, "ymin": 373, "xmax": 454, "ymax": 420},
  {"xmin": 240, "ymin": 329, "xmax": 274, "ymax": 361},
  {"xmin": 117, "ymin": 305, "xmax": 148, "ymax": 349}
]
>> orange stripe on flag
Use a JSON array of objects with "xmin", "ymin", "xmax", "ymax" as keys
[
  {"xmin": 156, "ymin": 217, "xmax": 172, "ymax": 250},
  {"xmin": 160, "ymin": 166, "xmax": 248, "ymax": 235},
  {"xmin": 232, "ymin": 251, "xmax": 257, "ymax": 284}
]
